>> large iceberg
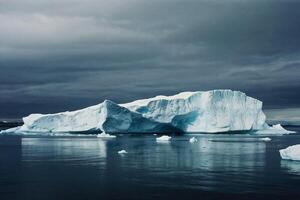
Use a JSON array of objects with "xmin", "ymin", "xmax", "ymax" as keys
[{"xmin": 0, "ymin": 90, "xmax": 294, "ymax": 134}]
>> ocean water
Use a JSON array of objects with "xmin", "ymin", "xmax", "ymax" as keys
[{"xmin": 1, "ymin": 128, "xmax": 300, "ymax": 200}]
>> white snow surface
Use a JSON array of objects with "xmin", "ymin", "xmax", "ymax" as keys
[
  {"xmin": 0, "ymin": 90, "xmax": 295, "ymax": 134},
  {"xmin": 156, "ymin": 135, "xmax": 172, "ymax": 141},
  {"xmin": 280, "ymin": 145, "xmax": 300, "ymax": 161}
]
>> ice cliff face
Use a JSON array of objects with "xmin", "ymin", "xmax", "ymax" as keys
[
  {"xmin": 1, "ymin": 90, "xmax": 292, "ymax": 134},
  {"xmin": 121, "ymin": 90, "xmax": 266, "ymax": 133}
]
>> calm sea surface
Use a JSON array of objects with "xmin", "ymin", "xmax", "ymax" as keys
[{"xmin": 1, "ymin": 127, "xmax": 300, "ymax": 200}]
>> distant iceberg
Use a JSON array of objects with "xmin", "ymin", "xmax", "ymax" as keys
[
  {"xmin": 254, "ymin": 124, "xmax": 295, "ymax": 134},
  {"xmin": 280, "ymin": 145, "xmax": 300, "ymax": 161},
  {"xmin": 156, "ymin": 135, "xmax": 172, "ymax": 142},
  {"xmin": 0, "ymin": 90, "xmax": 294, "ymax": 134},
  {"xmin": 97, "ymin": 132, "xmax": 116, "ymax": 139},
  {"xmin": 118, "ymin": 150, "xmax": 127, "ymax": 154},
  {"xmin": 189, "ymin": 137, "xmax": 198, "ymax": 143},
  {"xmin": 260, "ymin": 137, "xmax": 271, "ymax": 142}
]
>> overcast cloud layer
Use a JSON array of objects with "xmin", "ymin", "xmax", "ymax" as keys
[{"xmin": 0, "ymin": 0, "xmax": 300, "ymax": 118}]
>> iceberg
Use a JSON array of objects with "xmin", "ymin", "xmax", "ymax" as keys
[
  {"xmin": 260, "ymin": 137, "xmax": 271, "ymax": 142},
  {"xmin": 97, "ymin": 132, "xmax": 116, "ymax": 139},
  {"xmin": 272, "ymin": 124, "xmax": 295, "ymax": 133},
  {"xmin": 0, "ymin": 89, "xmax": 294, "ymax": 134},
  {"xmin": 189, "ymin": 137, "xmax": 198, "ymax": 143},
  {"xmin": 118, "ymin": 150, "xmax": 127, "ymax": 154},
  {"xmin": 280, "ymin": 145, "xmax": 300, "ymax": 161},
  {"xmin": 254, "ymin": 124, "xmax": 295, "ymax": 135},
  {"xmin": 156, "ymin": 135, "xmax": 172, "ymax": 142}
]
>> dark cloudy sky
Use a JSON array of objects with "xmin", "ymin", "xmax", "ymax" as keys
[{"xmin": 1, "ymin": 0, "xmax": 300, "ymax": 119}]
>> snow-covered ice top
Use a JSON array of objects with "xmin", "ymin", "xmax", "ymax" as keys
[
  {"xmin": 280, "ymin": 145, "xmax": 300, "ymax": 161},
  {"xmin": 0, "ymin": 89, "xmax": 294, "ymax": 134}
]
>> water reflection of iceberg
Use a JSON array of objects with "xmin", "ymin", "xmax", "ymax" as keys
[
  {"xmin": 281, "ymin": 160, "xmax": 300, "ymax": 175},
  {"xmin": 123, "ymin": 136, "xmax": 267, "ymax": 171},
  {"xmin": 22, "ymin": 138, "xmax": 108, "ymax": 167},
  {"xmin": 114, "ymin": 135, "xmax": 268, "ymax": 192}
]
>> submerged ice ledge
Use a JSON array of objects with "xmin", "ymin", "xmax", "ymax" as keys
[{"xmin": 1, "ymin": 90, "xmax": 294, "ymax": 135}]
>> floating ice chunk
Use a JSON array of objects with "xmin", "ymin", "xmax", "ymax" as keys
[
  {"xmin": 280, "ymin": 145, "xmax": 300, "ymax": 161},
  {"xmin": 260, "ymin": 137, "xmax": 271, "ymax": 142},
  {"xmin": 189, "ymin": 137, "xmax": 198, "ymax": 143},
  {"xmin": 96, "ymin": 132, "xmax": 116, "ymax": 138},
  {"xmin": 156, "ymin": 135, "xmax": 171, "ymax": 142},
  {"xmin": 118, "ymin": 150, "xmax": 127, "ymax": 154},
  {"xmin": 272, "ymin": 124, "xmax": 295, "ymax": 133}
]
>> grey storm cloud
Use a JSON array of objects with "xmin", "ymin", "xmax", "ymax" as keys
[{"xmin": 0, "ymin": 0, "xmax": 300, "ymax": 118}]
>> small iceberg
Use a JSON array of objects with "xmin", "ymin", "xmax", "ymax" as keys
[
  {"xmin": 189, "ymin": 137, "xmax": 198, "ymax": 143},
  {"xmin": 97, "ymin": 132, "xmax": 116, "ymax": 138},
  {"xmin": 280, "ymin": 145, "xmax": 300, "ymax": 161},
  {"xmin": 118, "ymin": 150, "xmax": 127, "ymax": 154},
  {"xmin": 156, "ymin": 135, "xmax": 171, "ymax": 142},
  {"xmin": 260, "ymin": 137, "xmax": 271, "ymax": 142},
  {"xmin": 272, "ymin": 124, "xmax": 294, "ymax": 133},
  {"xmin": 255, "ymin": 124, "xmax": 295, "ymax": 134}
]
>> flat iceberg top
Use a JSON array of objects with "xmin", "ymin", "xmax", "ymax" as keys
[
  {"xmin": 0, "ymin": 89, "xmax": 294, "ymax": 134},
  {"xmin": 121, "ymin": 89, "xmax": 258, "ymax": 108},
  {"xmin": 121, "ymin": 91, "xmax": 199, "ymax": 107},
  {"xmin": 280, "ymin": 145, "xmax": 300, "ymax": 161}
]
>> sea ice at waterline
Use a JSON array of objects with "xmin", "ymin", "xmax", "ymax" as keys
[
  {"xmin": 97, "ymin": 132, "xmax": 116, "ymax": 138},
  {"xmin": 255, "ymin": 124, "xmax": 295, "ymax": 134},
  {"xmin": 260, "ymin": 137, "xmax": 271, "ymax": 142},
  {"xmin": 1, "ymin": 90, "xmax": 294, "ymax": 134},
  {"xmin": 118, "ymin": 150, "xmax": 127, "ymax": 154},
  {"xmin": 156, "ymin": 135, "xmax": 172, "ymax": 142},
  {"xmin": 189, "ymin": 137, "xmax": 198, "ymax": 143},
  {"xmin": 280, "ymin": 145, "xmax": 300, "ymax": 161}
]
